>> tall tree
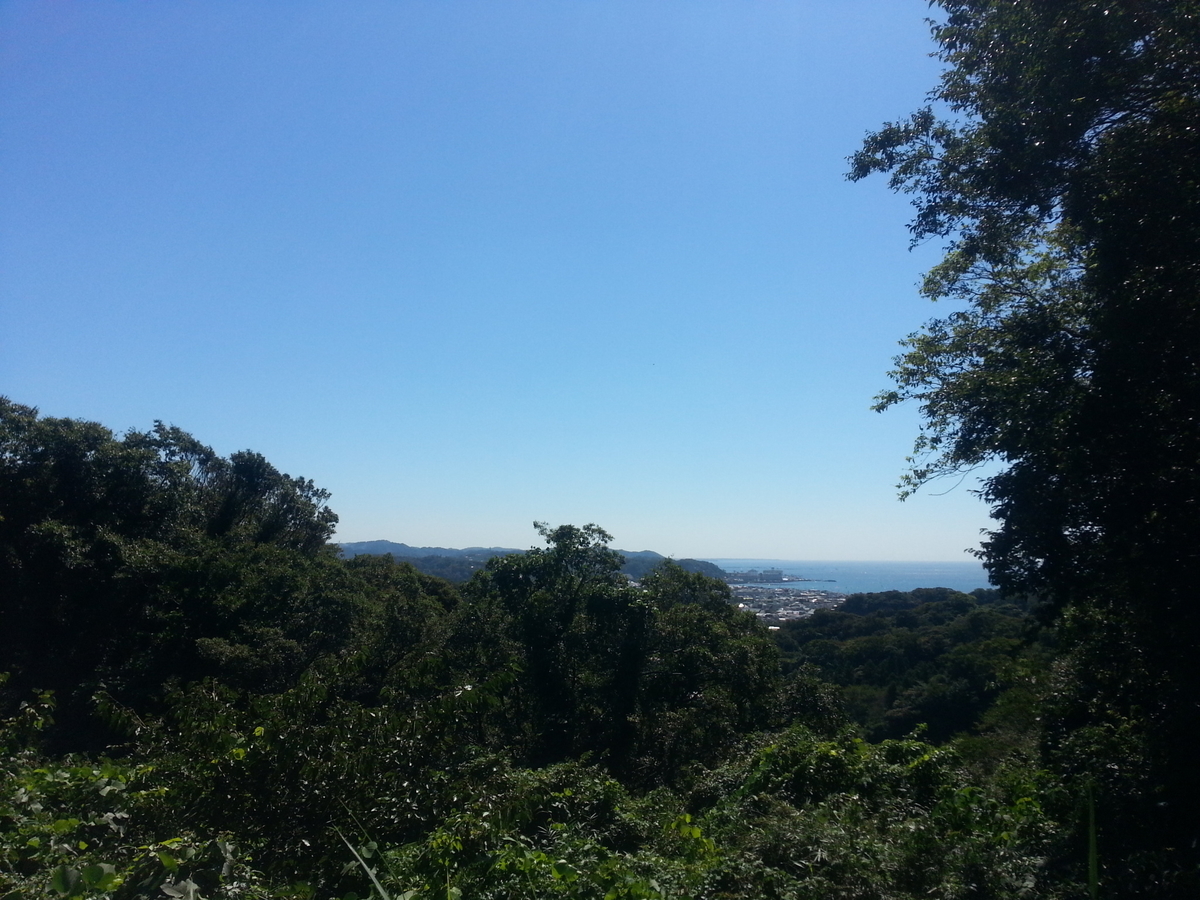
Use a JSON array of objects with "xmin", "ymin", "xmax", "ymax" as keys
[
  {"xmin": 459, "ymin": 525, "xmax": 781, "ymax": 781},
  {"xmin": 850, "ymin": 2, "xmax": 1200, "ymax": 893},
  {"xmin": 0, "ymin": 398, "xmax": 343, "ymax": 725}
]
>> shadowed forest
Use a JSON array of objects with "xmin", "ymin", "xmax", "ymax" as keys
[
  {"xmin": 5, "ymin": 1, "xmax": 1200, "ymax": 897},
  {"xmin": 0, "ymin": 399, "xmax": 1069, "ymax": 899}
]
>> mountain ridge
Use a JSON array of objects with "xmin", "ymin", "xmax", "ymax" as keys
[{"xmin": 338, "ymin": 540, "xmax": 727, "ymax": 582}]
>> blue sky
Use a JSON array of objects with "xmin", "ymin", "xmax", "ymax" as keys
[{"xmin": 0, "ymin": 0, "xmax": 995, "ymax": 560}]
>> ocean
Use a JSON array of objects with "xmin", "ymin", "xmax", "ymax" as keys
[{"xmin": 702, "ymin": 559, "xmax": 992, "ymax": 595}]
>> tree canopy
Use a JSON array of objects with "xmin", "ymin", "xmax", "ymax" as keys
[
  {"xmin": 852, "ymin": 2, "xmax": 1200, "ymax": 893},
  {"xmin": 0, "ymin": 397, "xmax": 343, "ymax": 724},
  {"xmin": 1, "ymin": 397, "xmax": 1114, "ymax": 897}
]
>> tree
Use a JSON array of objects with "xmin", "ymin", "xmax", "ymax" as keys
[
  {"xmin": 630, "ymin": 562, "xmax": 782, "ymax": 781},
  {"xmin": 460, "ymin": 523, "xmax": 628, "ymax": 764},
  {"xmin": 0, "ymin": 398, "xmax": 343, "ymax": 730},
  {"xmin": 850, "ymin": 2, "xmax": 1200, "ymax": 892},
  {"xmin": 459, "ymin": 526, "xmax": 782, "ymax": 782}
]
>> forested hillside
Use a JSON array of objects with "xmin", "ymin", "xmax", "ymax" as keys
[
  {"xmin": 849, "ymin": 1, "xmax": 1200, "ymax": 894},
  {"xmin": 3, "ymin": 399, "xmax": 1062, "ymax": 899},
  {"xmin": 774, "ymin": 588, "xmax": 1049, "ymax": 745},
  {"xmin": 4, "ymin": 1, "xmax": 1199, "ymax": 897},
  {"xmin": 338, "ymin": 541, "xmax": 727, "ymax": 584}
]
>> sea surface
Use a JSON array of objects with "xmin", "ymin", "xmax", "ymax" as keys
[{"xmin": 703, "ymin": 559, "xmax": 992, "ymax": 595}]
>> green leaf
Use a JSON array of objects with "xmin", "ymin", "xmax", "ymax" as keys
[
  {"xmin": 50, "ymin": 866, "xmax": 82, "ymax": 897},
  {"xmin": 336, "ymin": 829, "xmax": 392, "ymax": 900},
  {"xmin": 81, "ymin": 863, "xmax": 117, "ymax": 890},
  {"xmin": 551, "ymin": 860, "xmax": 580, "ymax": 883}
]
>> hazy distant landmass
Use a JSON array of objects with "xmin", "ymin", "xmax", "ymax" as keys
[
  {"xmin": 338, "ymin": 540, "xmax": 726, "ymax": 583},
  {"xmin": 616, "ymin": 551, "xmax": 727, "ymax": 581},
  {"xmin": 339, "ymin": 540, "xmax": 523, "ymax": 559},
  {"xmin": 337, "ymin": 541, "xmax": 521, "ymax": 582},
  {"xmin": 704, "ymin": 559, "xmax": 992, "ymax": 595},
  {"xmin": 336, "ymin": 544, "xmax": 989, "ymax": 592}
]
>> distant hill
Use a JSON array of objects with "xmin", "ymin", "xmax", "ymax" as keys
[
  {"xmin": 339, "ymin": 540, "xmax": 522, "ymax": 559},
  {"xmin": 338, "ymin": 541, "xmax": 521, "ymax": 583},
  {"xmin": 338, "ymin": 540, "xmax": 727, "ymax": 583},
  {"xmin": 617, "ymin": 550, "xmax": 728, "ymax": 581}
]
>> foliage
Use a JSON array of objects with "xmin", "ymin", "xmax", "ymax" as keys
[
  {"xmin": 378, "ymin": 554, "xmax": 487, "ymax": 584},
  {"xmin": 0, "ymin": 683, "xmax": 294, "ymax": 900},
  {"xmin": 460, "ymin": 528, "xmax": 782, "ymax": 782},
  {"xmin": 774, "ymin": 589, "xmax": 1047, "ymax": 744},
  {"xmin": 330, "ymin": 730, "xmax": 1063, "ymax": 900},
  {"xmin": 0, "ymin": 398, "xmax": 341, "ymax": 735},
  {"xmin": 694, "ymin": 725, "xmax": 1062, "ymax": 900},
  {"xmin": 0, "ymin": 404, "xmax": 1083, "ymax": 896},
  {"xmin": 851, "ymin": 1, "xmax": 1200, "ymax": 892}
]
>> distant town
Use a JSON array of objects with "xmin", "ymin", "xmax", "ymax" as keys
[
  {"xmin": 722, "ymin": 566, "xmax": 837, "ymax": 585},
  {"xmin": 337, "ymin": 542, "xmax": 852, "ymax": 623},
  {"xmin": 728, "ymin": 585, "xmax": 845, "ymax": 623},
  {"xmin": 720, "ymin": 568, "xmax": 845, "ymax": 622}
]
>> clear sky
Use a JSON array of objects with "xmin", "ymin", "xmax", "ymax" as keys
[{"xmin": 0, "ymin": 0, "xmax": 995, "ymax": 560}]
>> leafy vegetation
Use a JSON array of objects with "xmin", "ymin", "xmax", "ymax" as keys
[
  {"xmin": 773, "ymin": 588, "xmax": 1050, "ymax": 745},
  {"xmin": 339, "ymin": 543, "xmax": 726, "ymax": 585},
  {"xmin": 1, "ymin": 399, "xmax": 1074, "ymax": 898},
  {"xmin": 5, "ymin": 1, "xmax": 1198, "ymax": 896},
  {"xmin": 849, "ymin": 0, "xmax": 1200, "ymax": 894}
]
